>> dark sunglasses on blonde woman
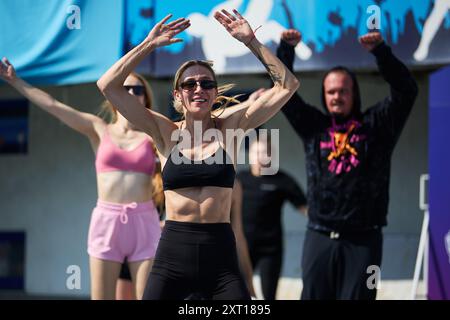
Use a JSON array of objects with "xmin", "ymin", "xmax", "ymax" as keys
[
  {"xmin": 180, "ymin": 80, "xmax": 217, "ymax": 91},
  {"xmin": 124, "ymin": 85, "xmax": 145, "ymax": 96}
]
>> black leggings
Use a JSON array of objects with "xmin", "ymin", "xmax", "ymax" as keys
[
  {"xmin": 142, "ymin": 220, "xmax": 251, "ymax": 300},
  {"xmin": 248, "ymin": 244, "xmax": 282, "ymax": 300},
  {"xmin": 301, "ymin": 228, "xmax": 383, "ymax": 300}
]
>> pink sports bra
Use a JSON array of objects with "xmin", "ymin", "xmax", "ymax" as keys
[{"xmin": 95, "ymin": 129, "xmax": 156, "ymax": 175}]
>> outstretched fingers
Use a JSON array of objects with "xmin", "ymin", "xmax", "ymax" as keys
[
  {"xmin": 214, "ymin": 11, "xmax": 232, "ymax": 24},
  {"xmin": 166, "ymin": 17, "xmax": 187, "ymax": 29},
  {"xmin": 169, "ymin": 38, "xmax": 184, "ymax": 44},
  {"xmin": 157, "ymin": 14, "xmax": 173, "ymax": 27},
  {"xmin": 158, "ymin": 14, "xmax": 190, "ymax": 33},
  {"xmin": 214, "ymin": 11, "xmax": 233, "ymax": 32},
  {"xmin": 221, "ymin": 9, "xmax": 237, "ymax": 21},
  {"xmin": 170, "ymin": 19, "xmax": 190, "ymax": 32},
  {"xmin": 166, "ymin": 22, "xmax": 190, "ymax": 41},
  {"xmin": 232, "ymin": 9, "xmax": 244, "ymax": 20}
]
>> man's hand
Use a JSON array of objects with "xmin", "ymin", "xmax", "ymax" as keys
[
  {"xmin": 281, "ymin": 29, "xmax": 302, "ymax": 47},
  {"xmin": 359, "ymin": 31, "xmax": 384, "ymax": 51}
]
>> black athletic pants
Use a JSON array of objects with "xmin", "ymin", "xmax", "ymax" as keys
[
  {"xmin": 143, "ymin": 220, "xmax": 251, "ymax": 300},
  {"xmin": 247, "ymin": 243, "xmax": 282, "ymax": 300},
  {"xmin": 301, "ymin": 228, "xmax": 383, "ymax": 300}
]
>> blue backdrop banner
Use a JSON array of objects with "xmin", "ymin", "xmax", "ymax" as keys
[
  {"xmin": 1, "ymin": 0, "xmax": 450, "ymax": 83},
  {"xmin": 0, "ymin": 0, "xmax": 125, "ymax": 85},
  {"xmin": 149, "ymin": 0, "xmax": 450, "ymax": 76}
]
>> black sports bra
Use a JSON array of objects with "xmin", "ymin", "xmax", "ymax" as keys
[{"xmin": 162, "ymin": 122, "xmax": 235, "ymax": 191}]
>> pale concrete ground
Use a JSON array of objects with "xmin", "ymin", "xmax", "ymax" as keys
[
  {"xmin": 253, "ymin": 276, "xmax": 427, "ymax": 300},
  {"xmin": 0, "ymin": 278, "xmax": 426, "ymax": 300}
]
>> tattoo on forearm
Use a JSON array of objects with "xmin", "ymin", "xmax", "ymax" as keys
[
  {"xmin": 253, "ymin": 49, "xmax": 284, "ymax": 85},
  {"xmin": 264, "ymin": 62, "xmax": 282, "ymax": 84}
]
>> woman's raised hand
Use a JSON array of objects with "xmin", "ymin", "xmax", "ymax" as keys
[
  {"xmin": 145, "ymin": 14, "xmax": 190, "ymax": 48},
  {"xmin": 214, "ymin": 9, "xmax": 255, "ymax": 45}
]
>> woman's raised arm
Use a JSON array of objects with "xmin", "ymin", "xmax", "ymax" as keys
[
  {"xmin": 97, "ymin": 15, "xmax": 190, "ymax": 154},
  {"xmin": 1, "ymin": 57, "xmax": 104, "ymax": 140},
  {"xmin": 214, "ymin": 9, "xmax": 299, "ymax": 130}
]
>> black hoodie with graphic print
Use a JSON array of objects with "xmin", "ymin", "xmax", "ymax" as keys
[{"xmin": 277, "ymin": 40, "xmax": 418, "ymax": 232}]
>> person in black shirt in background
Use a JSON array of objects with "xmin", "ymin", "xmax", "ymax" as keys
[
  {"xmin": 276, "ymin": 29, "xmax": 418, "ymax": 299},
  {"xmin": 237, "ymin": 137, "xmax": 307, "ymax": 300}
]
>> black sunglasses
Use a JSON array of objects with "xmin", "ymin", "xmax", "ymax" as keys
[
  {"xmin": 180, "ymin": 80, "xmax": 217, "ymax": 91},
  {"xmin": 124, "ymin": 85, "xmax": 145, "ymax": 96}
]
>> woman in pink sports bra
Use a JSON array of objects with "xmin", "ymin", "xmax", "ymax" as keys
[{"xmin": 0, "ymin": 59, "xmax": 163, "ymax": 300}]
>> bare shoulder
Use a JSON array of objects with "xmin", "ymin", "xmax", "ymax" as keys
[
  {"xmin": 78, "ymin": 114, "xmax": 105, "ymax": 143},
  {"xmin": 85, "ymin": 118, "xmax": 107, "ymax": 152},
  {"xmin": 93, "ymin": 120, "xmax": 109, "ymax": 137}
]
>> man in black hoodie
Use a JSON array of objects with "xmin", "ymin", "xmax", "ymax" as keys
[{"xmin": 276, "ymin": 30, "xmax": 418, "ymax": 300}]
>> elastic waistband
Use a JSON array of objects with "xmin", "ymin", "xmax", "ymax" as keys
[
  {"xmin": 95, "ymin": 199, "xmax": 156, "ymax": 224},
  {"xmin": 165, "ymin": 220, "xmax": 230, "ymax": 230},
  {"xmin": 162, "ymin": 220, "xmax": 234, "ymax": 244},
  {"xmin": 96, "ymin": 199, "xmax": 155, "ymax": 212}
]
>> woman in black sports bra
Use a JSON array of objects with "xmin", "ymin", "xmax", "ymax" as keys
[{"xmin": 98, "ymin": 9, "xmax": 299, "ymax": 300}]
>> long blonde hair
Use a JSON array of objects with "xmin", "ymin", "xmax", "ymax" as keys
[
  {"xmin": 172, "ymin": 60, "xmax": 240, "ymax": 118},
  {"xmin": 98, "ymin": 72, "xmax": 164, "ymax": 210}
]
